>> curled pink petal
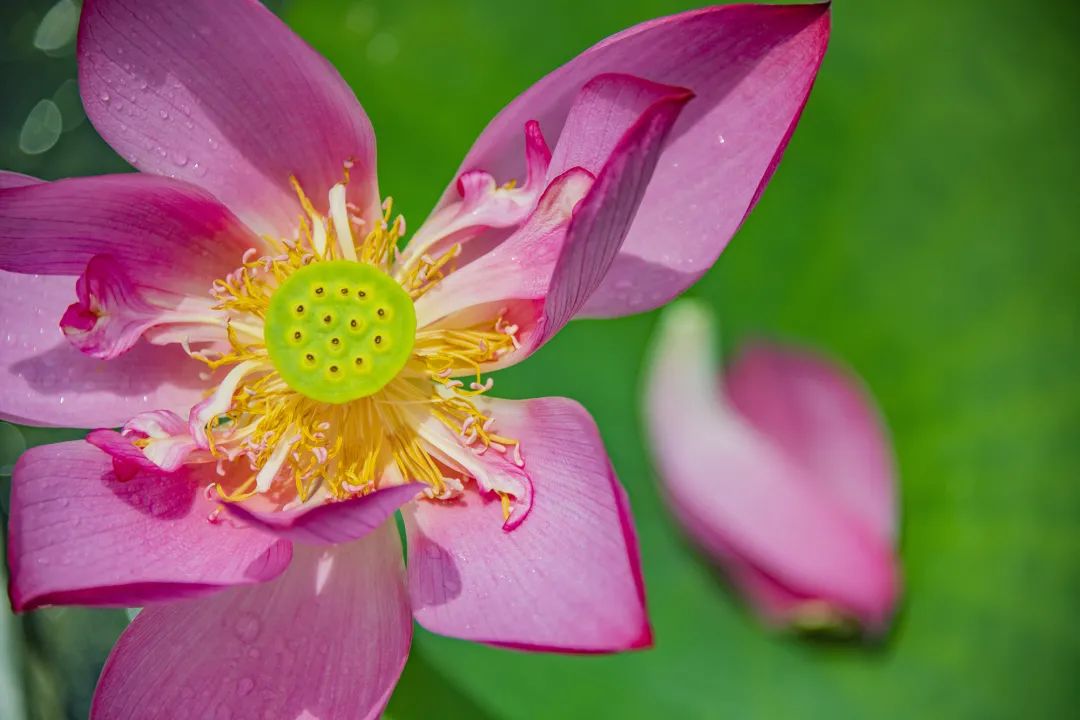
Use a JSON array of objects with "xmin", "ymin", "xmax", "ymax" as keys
[
  {"xmin": 93, "ymin": 527, "xmax": 410, "ymax": 720},
  {"xmin": 78, "ymin": 0, "xmax": 381, "ymax": 236},
  {"xmin": 7, "ymin": 441, "xmax": 292, "ymax": 611},
  {"xmin": 223, "ymin": 483, "xmax": 423, "ymax": 546},
  {"xmin": 542, "ymin": 75, "xmax": 693, "ymax": 338},
  {"xmin": 0, "ymin": 271, "xmax": 213, "ymax": 428},
  {"xmin": 440, "ymin": 4, "xmax": 830, "ymax": 317},
  {"xmin": 413, "ymin": 168, "xmax": 595, "ymax": 361},
  {"xmin": 60, "ymin": 255, "xmax": 164, "ymax": 359},
  {"xmin": 413, "ymin": 73, "xmax": 691, "ymax": 369},
  {"xmin": 87, "ymin": 409, "xmax": 198, "ymax": 478},
  {"xmin": 405, "ymin": 396, "xmax": 650, "ymax": 653},
  {"xmin": 645, "ymin": 301, "xmax": 899, "ymax": 632},
  {"xmin": 401, "ymin": 121, "xmax": 553, "ymax": 265}
]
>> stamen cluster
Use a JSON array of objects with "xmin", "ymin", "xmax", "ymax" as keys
[{"xmin": 186, "ymin": 175, "xmax": 524, "ymax": 512}]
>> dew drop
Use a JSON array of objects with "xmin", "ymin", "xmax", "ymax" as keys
[{"xmin": 232, "ymin": 612, "xmax": 261, "ymax": 642}]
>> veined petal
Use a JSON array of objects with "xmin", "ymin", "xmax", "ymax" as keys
[
  {"xmin": 0, "ymin": 271, "xmax": 212, "ymax": 428},
  {"xmin": 542, "ymin": 75, "xmax": 692, "ymax": 337},
  {"xmin": 644, "ymin": 302, "xmax": 898, "ymax": 631},
  {"xmin": 7, "ymin": 441, "xmax": 292, "ymax": 611},
  {"xmin": 78, "ymin": 0, "xmax": 381, "ymax": 237},
  {"xmin": 224, "ymin": 483, "xmax": 422, "ymax": 546},
  {"xmin": 92, "ymin": 527, "xmax": 410, "ymax": 720},
  {"xmin": 404, "ymin": 396, "xmax": 650, "ymax": 653},
  {"xmin": 413, "ymin": 73, "xmax": 691, "ymax": 369},
  {"xmin": 546, "ymin": 74, "xmax": 690, "ymax": 179},
  {"xmin": 0, "ymin": 174, "xmax": 257, "ymax": 292},
  {"xmin": 440, "ymin": 4, "xmax": 830, "ymax": 317}
]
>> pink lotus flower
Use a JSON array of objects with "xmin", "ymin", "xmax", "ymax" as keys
[
  {"xmin": 2, "ymin": 1, "xmax": 829, "ymax": 716},
  {"xmin": 645, "ymin": 302, "xmax": 900, "ymax": 634}
]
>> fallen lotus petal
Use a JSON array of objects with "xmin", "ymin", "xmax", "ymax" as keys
[
  {"xmin": 1, "ymin": 1, "xmax": 829, "ymax": 716},
  {"xmin": 645, "ymin": 301, "xmax": 899, "ymax": 634}
]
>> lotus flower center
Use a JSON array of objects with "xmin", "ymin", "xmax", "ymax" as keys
[{"xmin": 263, "ymin": 260, "xmax": 416, "ymax": 404}]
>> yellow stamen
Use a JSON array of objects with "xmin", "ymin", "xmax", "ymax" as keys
[{"xmin": 187, "ymin": 173, "xmax": 523, "ymax": 516}]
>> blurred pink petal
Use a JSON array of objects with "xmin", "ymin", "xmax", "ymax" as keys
[
  {"xmin": 0, "ymin": 271, "xmax": 212, "ymax": 428},
  {"xmin": 7, "ymin": 441, "xmax": 291, "ymax": 611},
  {"xmin": 405, "ymin": 396, "xmax": 650, "ymax": 652},
  {"xmin": 93, "ymin": 526, "xmax": 410, "ymax": 720},
  {"xmin": 441, "ymin": 3, "xmax": 829, "ymax": 317},
  {"xmin": 726, "ymin": 341, "xmax": 897, "ymax": 542},
  {"xmin": 79, "ymin": 0, "xmax": 381, "ymax": 236},
  {"xmin": 645, "ymin": 302, "xmax": 898, "ymax": 631}
]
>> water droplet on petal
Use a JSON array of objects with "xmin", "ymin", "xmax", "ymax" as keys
[{"xmin": 232, "ymin": 612, "xmax": 261, "ymax": 642}]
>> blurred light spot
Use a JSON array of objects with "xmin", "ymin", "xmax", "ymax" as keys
[
  {"xmin": 19, "ymin": 100, "xmax": 63, "ymax": 155},
  {"xmin": 52, "ymin": 78, "xmax": 86, "ymax": 133},
  {"xmin": 346, "ymin": 2, "xmax": 378, "ymax": 35},
  {"xmin": 33, "ymin": 0, "xmax": 79, "ymax": 52},
  {"xmin": 367, "ymin": 32, "xmax": 399, "ymax": 65}
]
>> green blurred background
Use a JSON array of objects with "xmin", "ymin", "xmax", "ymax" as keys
[{"xmin": 2, "ymin": 0, "xmax": 1078, "ymax": 717}]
